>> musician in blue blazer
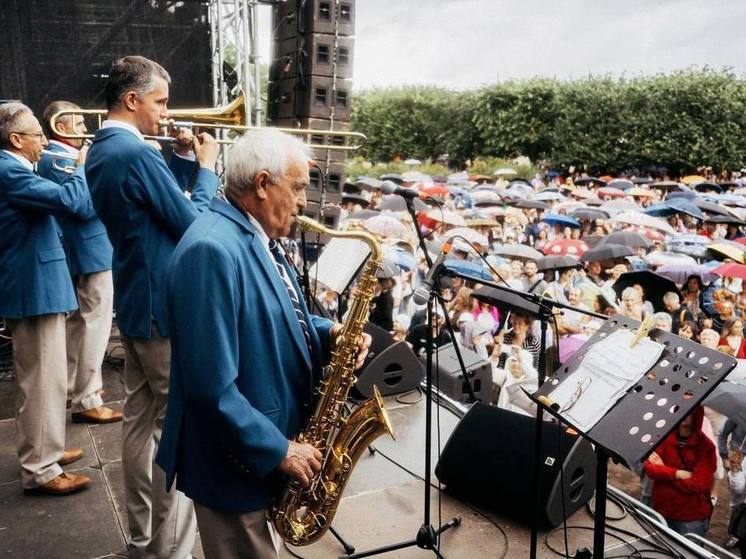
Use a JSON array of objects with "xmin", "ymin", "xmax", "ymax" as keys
[
  {"xmin": 38, "ymin": 100, "xmax": 122, "ymax": 427},
  {"xmin": 0, "ymin": 102, "xmax": 95, "ymax": 496},
  {"xmin": 157, "ymin": 129, "xmax": 370, "ymax": 558},
  {"xmin": 85, "ymin": 56, "xmax": 220, "ymax": 559}
]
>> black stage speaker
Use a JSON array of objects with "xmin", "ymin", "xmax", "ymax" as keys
[
  {"xmin": 428, "ymin": 343, "xmax": 496, "ymax": 404},
  {"xmin": 435, "ymin": 404, "xmax": 597, "ymax": 527},
  {"xmin": 354, "ymin": 323, "xmax": 424, "ymax": 398}
]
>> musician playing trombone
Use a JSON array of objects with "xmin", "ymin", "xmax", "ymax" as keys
[
  {"xmin": 86, "ymin": 55, "xmax": 220, "ymax": 559},
  {"xmin": 38, "ymin": 100, "xmax": 123, "ymax": 428}
]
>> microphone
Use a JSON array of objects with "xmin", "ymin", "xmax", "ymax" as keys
[
  {"xmin": 412, "ymin": 240, "xmax": 453, "ymax": 305},
  {"xmin": 380, "ymin": 180, "xmax": 428, "ymax": 200}
]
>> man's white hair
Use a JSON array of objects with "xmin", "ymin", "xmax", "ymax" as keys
[
  {"xmin": 663, "ymin": 291, "xmax": 680, "ymax": 306},
  {"xmin": 224, "ymin": 128, "xmax": 311, "ymax": 195}
]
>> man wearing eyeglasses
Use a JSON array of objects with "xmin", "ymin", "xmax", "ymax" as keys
[{"xmin": 0, "ymin": 101, "xmax": 95, "ymax": 496}]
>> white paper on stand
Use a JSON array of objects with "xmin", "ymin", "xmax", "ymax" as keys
[
  {"xmin": 548, "ymin": 329, "xmax": 664, "ymax": 432},
  {"xmin": 308, "ymin": 237, "xmax": 371, "ymax": 294}
]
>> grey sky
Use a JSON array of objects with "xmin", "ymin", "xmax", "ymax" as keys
[{"xmin": 258, "ymin": 1, "xmax": 746, "ymax": 91}]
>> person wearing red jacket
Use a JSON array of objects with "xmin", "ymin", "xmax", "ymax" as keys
[{"xmin": 643, "ymin": 405, "xmax": 717, "ymax": 537}]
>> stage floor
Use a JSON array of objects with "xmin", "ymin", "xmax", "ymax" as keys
[{"xmin": 0, "ymin": 365, "xmax": 711, "ymax": 558}]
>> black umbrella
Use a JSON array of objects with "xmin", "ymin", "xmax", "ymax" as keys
[
  {"xmin": 650, "ymin": 181, "xmax": 685, "ymax": 192},
  {"xmin": 472, "ymin": 285, "xmax": 541, "ymax": 317},
  {"xmin": 537, "ymin": 255, "xmax": 580, "ymax": 272},
  {"xmin": 692, "ymin": 199, "xmax": 732, "ymax": 216},
  {"xmin": 515, "ymin": 199, "xmax": 550, "ymax": 210},
  {"xmin": 598, "ymin": 231, "xmax": 651, "ymax": 249},
  {"xmin": 580, "ymin": 244, "xmax": 635, "ymax": 263},
  {"xmin": 705, "ymin": 215, "xmax": 746, "ymax": 225},
  {"xmin": 569, "ymin": 207, "xmax": 610, "ymax": 221},
  {"xmin": 377, "ymin": 195, "xmax": 428, "ymax": 212},
  {"xmin": 632, "ymin": 177, "xmax": 654, "ymax": 185},
  {"xmin": 380, "ymin": 173, "xmax": 403, "ymax": 184},
  {"xmin": 574, "ymin": 177, "xmax": 607, "ymax": 187},
  {"xmin": 613, "ymin": 271, "xmax": 681, "ymax": 312},
  {"xmin": 342, "ymin": 193, "xmax": 371, "ymax": 207},
  {"xmin": 694, "ymin": 182, "xmax": 723, "ymax": 194},
  {"xmin": 607, "ymin": 179, "xmax": 634, "ymax": 190}
]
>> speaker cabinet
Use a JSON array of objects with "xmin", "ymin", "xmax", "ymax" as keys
[
  {"xmin": 274, "ymin": 0, "xmax": 356, "ymax": 38},
  {"xmin": 268, "ymin": 76, "xmax": 352, "ymax": 121},
  {"xmin": 426, "ymin": 343, "xmax": 497, "ymax": 404},
  {"xmin": 435, "ymin": 404, "xmax": 597, "ymax": 527},
  {"xmin": 273, "ymin": 34, "xmax": 354, "ymax": 80}
]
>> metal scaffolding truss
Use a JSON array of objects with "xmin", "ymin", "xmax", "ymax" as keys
[{"xmin": 208, "ymin": 0, "xmax": 263, "ymax": 126}]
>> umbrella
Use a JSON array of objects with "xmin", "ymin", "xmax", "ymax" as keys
[
  {"xmin": 473, "ymin": 183, "xmax": 500, "ymax": 192},
  {"xmin": 632, "ymin": 177, "xmax": 654, "ymax": 185},
  {"xmin": 600, "ymin": 200, "xmax": 639, "ymax": 214},
  {"xmin": 346, "ymin": 209, "xmax": 380, "ymax": 220},
  {"xmin": 355, "ymin": 177, "xmax": 384, "ymax": 190},
  {"xmin": 342, "ymin": 192, "xmax": 372, "ymax": 208},
  {"xmin": 382, "ymin": 245, "xmax": 415, "ymax": 272},
  {"xmin": 568, "ymin": 188, "xmax": 595, "ymax": 200},
  {"xmin": 493, "ymin": 244, "xmax": 543, "ymax": 261},
  {"xmin": 574, "ymin": 177, "xmax": 606, "ymax": 187},
  {"xmin": 494, "ymin": 167, "xmax": 517, "ymax": 176},
  {"xmin": 655, "ymin": 264, "xmax": 719, "ymax": 284},
  {"xmin": 681, "ymin": 175, "xmax": 706, "ymax": 186},
  {"xmin": 542, "ymin": 214, "xmax": 581, "ymax": 228},
  {"xmin": 515, "ymin": 199, "xmax": 550, "ymax": 210},
  {"xmin": 585, "ymin": 197, "xmax": 604, "ymax": 207},
  {"xmin": 714, "ymin": 194, "xmax": 746, "ymax": 208},
  {"xmin": 378, "ymin": 195, "xmax": 428, "ymax": 212},
  {"xmin": 629, "ymin": 227, "xmax": 667, "ymax": 242},
  {"xmin": 426, "ymin": 208, "xmax": 466, "ymax": 227},
  {"xmin": 465, "ymin": 218, "xmax": 499, "ymax": 228},
  {"xmin": 442, "ymin": 260, "xmax": 493, "ymax": 283},
  {"xmin": 363, "ymin": 215, "xmax": 408, "ymax": 238},
  {"xmin": 471, "ymin": 190, "xmax": 504, "ymax": 206},
  {"xmin": 667, "ymin": 234, "xmax": 711, "ymax": 259},
  {"xmin": 551, "ymin": 201, "xmax": 587, "ymax": 214},
  {"xmin": 650, "ymin": 181, "xmax": 685, "ymax": 192},
  {"xmin": 712, "ymin": 262, "xmax": 746, "ymax": 280},
  {"xmin": 541, "ymin": 239, "xmax": 589, "ymax": 257},
  {"xmin": 708, "ymin": 243, "xmax": 746, "ymax": 263},
  {"xmin": 570, "ymin": 208, "xmax": 610, "ymax": 221},
  {"xmin": 403, "ymin": 158, "xmax": 422, "ymax": 165},
  {"xmin": 443, "ymin": 227, "xmax": 488, "ymax": 246},
  {"xmin": 534, "ymin": 190, "xmax": 566, "ymax": 202},
  {"xmin": 613, "ymin": 270, "xmax": 681, "ymax": 311},
  {"xmin": 380, "ymin": 173, "xmax": 403, "ymax": 184},
  {"xmin": 537, "ymin": 255, "xmax": 580, "ymax": 272},
  {"xmin": 694, "ymin": 182, "xmax": 723, "ymax": 194},
  {"xmin": 505, "ymin": 182, "xmax": 533, "ymax": 198},
  {"xmin": 643, "ymin": 199, "xmax": 704, "ymax": 220},
  {"xmin": 598, "ymin": 230, "xmax": 650, "ymax": 248},
  {"xmin": 705, "ymin": 215, "xmax": 746, "ymax": 225},
  {"xmin": 645, "ymin": 251, "xmax": 696, "ymax": 267},
  {"xmin": 580, "ymin": 244, "xmax": 635, "ymax": 263},
  {"xmin": 666, "ymin": 190, "xmax": 696, "ymax": 200},
  {"xmin": 480, "ymin": 206, "xmax": 508, "ymax": 218},
  {"xmin": 421, "ymin": 185, "xmax": 449, "ymax": 197},
  {"xmin": 597, "ymin": 187, "xmax": 626, "ymax": 199},
  {"xmin": 704, "ymin": 381, "xmax": 746, "ymax": 427},
  {"xmin": 692, "ymin": 199, "xmax": 733, "ymax": 216},
  {"xmin": 607, "ymin": 179, "xmax": 634, "ymax": 190},
  {"xmin": 375, "ymin": 258, "xmax": 401, "ymax": 279},
  {"xmin": 626, "ymin": 187, "xmax": 656, "ymax": 198},
  {"xmin": 612, "ymin": 211, "xmax": 675, "ymax": 234}
]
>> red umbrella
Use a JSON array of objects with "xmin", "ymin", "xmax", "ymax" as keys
[
  {"xmin": 421, "ymin": 185, "xmax": 449, "ymax": 196},
  {"xmin": 735, "ymin": 237, "xmax": 746, "ymax": 246},
  {"xmin": 541, "ymin": 239, "xmax": 589, "ymax": 257},
  {"xmin": 712, "ymin": 262, "xmax": 746, "ymax": 280},
  {"xmin": 628, "ymin": 226, "xmax": 666, "ymax": 242}
]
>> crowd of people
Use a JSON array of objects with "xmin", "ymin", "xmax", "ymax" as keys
[{"xmin": 320, "ymin": 166, "xmax": 746, "ymax": 551}]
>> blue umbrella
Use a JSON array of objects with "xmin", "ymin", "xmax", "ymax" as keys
[
  {"xmin": 443, "ymin": 260, "xmax": 493, "ymax": 282},
  {"xmin": 542, "ymin": 214, "xmax": 581, "ymax": 228},
  {"xmin": 666, "ymin": 190, "xmax": 696, "ymax": 201},
  {"xmin": 644, "ymin": 199, "xmax": 704, "ymax": 220},
  {"xmin": 383, "ymin": 246, "xmax": 416, "ymax": 272}
]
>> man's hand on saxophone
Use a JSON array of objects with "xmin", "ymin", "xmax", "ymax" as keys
[
  {"xmin": 278, "ymin": 442, "xmax": 323, "ymax": 487},
  {"xmin": 330, "ymin": 323, "xmax": 372, "ymax": 370}
]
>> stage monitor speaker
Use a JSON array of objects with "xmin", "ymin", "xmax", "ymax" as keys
[
  {"xmin": 435, "ymin": 404, "xmax": 597, "ymax": 527},
  {"xmin": 355, "ymin": 323, "xmax": 424, "ymax": 398},
  {"xmin": 427, "ymin": 343, "xmax": 496, "ymax": 404}
]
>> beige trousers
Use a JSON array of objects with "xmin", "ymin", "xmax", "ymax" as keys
[
  {"xmin": 7, "ymin": 313, "xmax": 66, "ymax": 488},
  {"xmin": 121, "ymin": 326, "xmax": 196, "ymax": 559},
  {"xmin": 194, "ymin": 504, "xmax": 280, "ymax": 559},
  {"xmin": 67, "ymin": 270, "xmax": 113, "ymax": 412}
]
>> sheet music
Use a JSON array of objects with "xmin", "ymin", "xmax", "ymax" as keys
[
  {"xmin": 308, "ymin": 237, "xmax": 371, "ymax": 294},
  {"xmin": 548, "ymin": 329, "xmax": 664, "ymax": 432}
]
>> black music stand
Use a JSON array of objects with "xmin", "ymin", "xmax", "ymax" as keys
[{"xmin": 529, "ymin": 314, "xmax": 737, "ymax": 559}]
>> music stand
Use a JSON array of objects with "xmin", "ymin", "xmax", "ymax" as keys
[{"xmin": 529, "ymin": 314, "xmax": 737, "ymax": 559}]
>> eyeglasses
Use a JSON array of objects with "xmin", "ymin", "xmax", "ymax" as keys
[{"xmin": 13, "ymin": 131, "xmax": 46, "ymax": 139}]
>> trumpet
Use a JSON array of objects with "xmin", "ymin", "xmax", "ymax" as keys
[{"xmin": 49, "ymin": 95, "xmax": 366, "ymax": 152}]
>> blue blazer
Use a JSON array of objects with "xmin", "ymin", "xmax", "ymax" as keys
[
  {"xmin": 156, "ymin": 197, "xmax": 334, "ymax": 513},
  {"xmin": 0, "ymin": 151, "xmax": 95, "ymax": 318},
  {"xmin": 37, "ymin": 143, "xmax": 113, "ymax": 276},
  {"xmin": 85, "ymin": 127, "xmax": 219, "ymax": 339}
]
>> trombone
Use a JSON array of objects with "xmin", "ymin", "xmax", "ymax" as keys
[
  {"xmin": 49, "ymin": 95, "xmax": 366, "ymax": 152},
  {"xmin": 40, "ymin": 150, "xmax": 78, "ymax": 174}
]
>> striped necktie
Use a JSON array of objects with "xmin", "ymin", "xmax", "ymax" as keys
[{"xmin": 269, "ymin": 240, "xmax": 312, "ymax": 353}]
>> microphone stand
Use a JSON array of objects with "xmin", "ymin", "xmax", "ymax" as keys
[{"xmin": 343, "ymin": 197, "xmax": 463, "ymax": 558}]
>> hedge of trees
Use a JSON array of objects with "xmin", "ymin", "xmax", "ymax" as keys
[{"xmin": 350, "ymin": 69, "xmax": 746, "ymax": 175}]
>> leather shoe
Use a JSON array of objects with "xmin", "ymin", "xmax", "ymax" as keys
[
  {"xmin": 72, "ymin": 406, "xmax": 123, "ymax": 424},
  {"xmin": 24, "ymin": 472, "xmax": 90, "ymax": 496},
  {"xmin": 58, "ymin": 448, "xmax": 84, "ymax": 466}
]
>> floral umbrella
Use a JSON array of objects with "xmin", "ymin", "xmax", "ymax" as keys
[{"xmin": 541, "ymin": 239, "xmax": 589, "ymax": 257}]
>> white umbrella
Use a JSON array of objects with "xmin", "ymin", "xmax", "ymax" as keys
[
  {"xmin": 471, "ymin": 190, "xmax": 504, "ymax": 206},
  {"xmin": 612, "ymin": 211, "xmax": 676, "ymax": 234},
  {"xmin": 363, "ymin": 215, "xmax": 408, "ymax": 238},
  {"xmin": 494, "ymin": 167, "xmax": 517, "ymax": 176},
  {"xmin": 534, "ymin": 191, "xmax": 566, "ymax": 202},
  {"xmin": 404, "ymin": 158, "xmax": 422, "ymax": 166},
  {"xmin": 426, "ymin": 208, "xmax": 466, "ymax": 227},
  {"xmin": 443, "ymin": 227, "xmax": 488, "ymax": 246},
  {"xmin": 645, "ymin": 251, "xmax": 696, "ymax": 267},
  {"xmin": 600, "ymin": 200, "xmax": 639, "ymax": 215}
]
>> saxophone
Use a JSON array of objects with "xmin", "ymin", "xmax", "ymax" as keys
[{"xmin": 271, "ymin": 216, "xmax": 395, "ymax": 546}]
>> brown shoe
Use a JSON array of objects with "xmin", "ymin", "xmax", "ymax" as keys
[
  {"xmin": 72, "ymin": 406, "xmax": 123, "ymax": 424},
  {"xmin": 24, "ymin": 472, "xmax": 90, "ymax": 496},
  {"xmin": 59, "ymin": 448, "xmax": 84, "ymax": 466}
]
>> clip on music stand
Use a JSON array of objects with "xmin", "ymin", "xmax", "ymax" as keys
[{"xmin": 529, "ymin": 314, "xmax": 737, "ymax": 559}]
